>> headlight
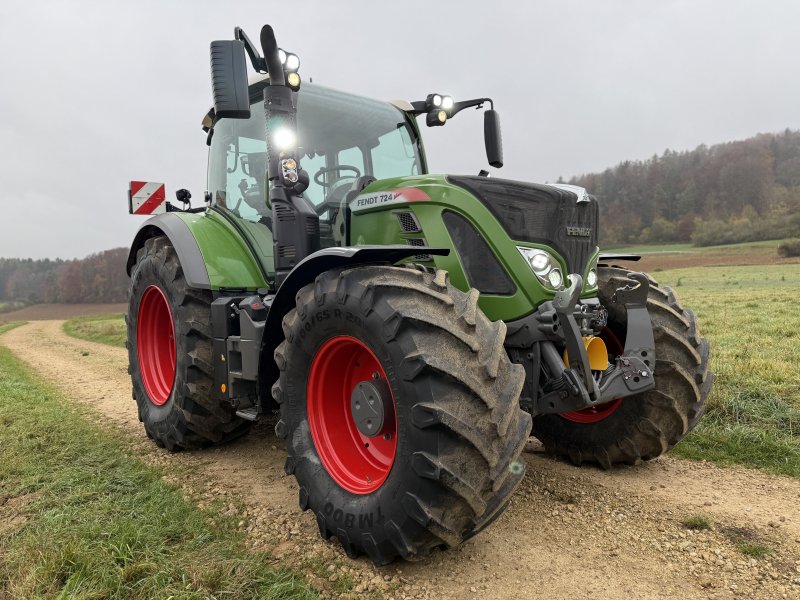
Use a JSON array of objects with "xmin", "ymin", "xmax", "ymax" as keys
[
  {"xmin": 273, "ymin": 127, "xmax": 296, "ymax": 150},
  {"xmin": 584, "ymin": 255, "xmax": 599, "ymax": 290},
  {"xmin": 517, "ymin": 247, "xmax": 564, "ymax": 291},
  {"xmin": 284, "ymin": 53, "xmax": 300, "ymax": 72},
  {"xmin": 286, "ymin": 72, "xmax": 301, "ymax": 90},
  {"xmin": 587, "ymin": 268, "xmax": 597, "ymax": 287}
]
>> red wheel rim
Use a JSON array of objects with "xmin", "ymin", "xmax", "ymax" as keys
[
  {"xmin": 307, "ymin": 336, "xmax": 397, "ymax": 494},
  {"xmin": 560, "ymin": 327, "xmax": 624, "ymax": 424},
  {"xmin": 136, "ymin": 285, "xmax": 176, "ymax": 406}
]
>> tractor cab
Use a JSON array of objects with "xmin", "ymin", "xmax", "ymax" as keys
[{"xmin": 206, "ymin": 80, "xmax": 426, "ymax": 257}]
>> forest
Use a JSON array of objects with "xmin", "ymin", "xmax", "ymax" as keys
[
  {"xmin": 566, "ymin": 128, "xmax": 800, "ymax": 246},
  {"xmin": 0, "ymin": 248, "xmax": 128, "ymax": 306}
]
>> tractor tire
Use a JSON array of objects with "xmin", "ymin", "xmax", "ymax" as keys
[
  {"xmin": 274, "ymin": 266, "xmax": 531, "ymax": 565},
  {"xmin": 531, "ymin": 265, "xmax": 712, "ymax": 468},
  {"xmin": 127, "ymin": 235, "xmax": 252, "ymax": 450}
]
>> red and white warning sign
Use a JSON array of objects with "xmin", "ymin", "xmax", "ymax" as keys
[{"xmin": 128, "ymin": 181, "xmax": 167, "ymax": 215}]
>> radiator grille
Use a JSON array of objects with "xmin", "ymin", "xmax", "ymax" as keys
[{"xmin": 448, "ymin": 176, "xmax": 599, "ymax": 275}]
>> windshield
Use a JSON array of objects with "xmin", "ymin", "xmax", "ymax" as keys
[{"xmin": 207, "ymin": 84, "xmax": 424, "ymax": 224}]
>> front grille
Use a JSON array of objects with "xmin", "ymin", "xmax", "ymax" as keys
[
  {"xmin": 442, "ymin": 211, "xmax": 516, "ymax": 296},
  {"xmin": 448, "ymin": 176, "xmax": 599, "ymax": 275}
]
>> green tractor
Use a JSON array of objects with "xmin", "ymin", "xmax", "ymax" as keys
[{"xmin": 126, "ymin": 24, "xmax": 711, "ymax": 565}]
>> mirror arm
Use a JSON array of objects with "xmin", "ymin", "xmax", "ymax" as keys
[
  {"xmin": 409, "ymin": 100, "xmax": 428, "ymax": 115},
  {"xmin": 450, "ymin": 97, "xmax": 493, "ymax": 117},
  {"xmin": 234, "ymin": 27, "xmax": 267, "ymax": 72}
]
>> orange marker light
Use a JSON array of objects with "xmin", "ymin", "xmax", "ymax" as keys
[{"xmin": 221, "ymin": 383, "xmax": 227, "ymax": 394}]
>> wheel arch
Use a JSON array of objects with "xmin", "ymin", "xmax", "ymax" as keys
[
  {"xmin": 260, "ymin": 245, "xmax": 449, "ymax": 388},
  {"xmin": 127, "ymin": 214, "xmax": 211, "ymax": 290}
]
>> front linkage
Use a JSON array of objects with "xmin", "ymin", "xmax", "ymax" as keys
[{"xmin": 507, "ymin": 271, "xmax": 655, "ymax": 415}]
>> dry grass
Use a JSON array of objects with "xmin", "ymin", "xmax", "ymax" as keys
[{"xmin": 63, "ymin": 313, "xmax": 127, "ymax": 347}]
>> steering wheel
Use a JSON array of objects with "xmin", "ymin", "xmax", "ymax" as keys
[{"xmin": 313, "ymin": 165, "xmax": 361, "ymax": 188}]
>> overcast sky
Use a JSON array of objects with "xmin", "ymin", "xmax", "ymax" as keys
[{"xmin": 1, "ymin": 0, "xmax": 798, "ymax": 259}]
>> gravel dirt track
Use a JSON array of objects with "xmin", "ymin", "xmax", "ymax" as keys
[{"xmin": 3, "ymin": 321, "xmax": 800, "ymax": 599}]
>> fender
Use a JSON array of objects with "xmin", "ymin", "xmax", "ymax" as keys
[
  {"xmin": 258, "ymin": 245, "xmax": 449, "ymax": 396},
  {"xmin": 127, "ymin": 213, "xmax": 211, "ymax": 289},
  {"xmin": 127, "ymin": 211, "xmax": 269, "ymax": 292}
]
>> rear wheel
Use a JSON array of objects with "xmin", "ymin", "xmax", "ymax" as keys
[
  {"xmin": 274, "ymin": 266, "xmax": 531, "ymax": 564},
  {"xmin": 532, "ymin": 266, "xmax": 712, "ymax": 468},
  {"xmin": 127, "ymin": 236, "xmax": 252, "ymax": 450}
]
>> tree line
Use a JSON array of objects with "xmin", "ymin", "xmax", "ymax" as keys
[
  {"xmin": 565, "ymin": 128, "xmax": 800, "ymax": 246},
  {"xmin": 0, "ymin": 248, "xmax": 129, "ymax": 305}
]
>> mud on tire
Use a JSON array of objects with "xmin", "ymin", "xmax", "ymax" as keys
[
  {"xmin": 127, "ymin": 236, "xmax": 252, "ymax": 450},
  {"xmin": 532, "ymin": 265, "xmax": 712, "ymax": 468},
  {"xmin": 274, "ymin": 266, "xmax": 532, "ymax": 565}
]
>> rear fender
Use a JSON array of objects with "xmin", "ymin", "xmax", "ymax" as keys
[
  {"xmin": 127, "ymin": 211, "xmax": 269, "ymax": 292},
  {"xmin": 127, "ymin": 213, "xmax": 211, "ymax": 289}
]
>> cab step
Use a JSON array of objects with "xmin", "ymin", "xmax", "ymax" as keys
[{"xmin": 235, "ymin": 407, "xmax": 259, "ymax": 421}]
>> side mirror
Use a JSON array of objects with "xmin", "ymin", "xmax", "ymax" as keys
[
  {"xmin": 484, "ymin": 110, "xmax": 503, "ymax": 168},
  {"xmin": 210, "ymin": 40, "xmax": 250, "ymax": 119}
]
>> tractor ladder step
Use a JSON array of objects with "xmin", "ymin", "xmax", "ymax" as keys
[{"xmin": 235, "ymin": 407, "xmax": 259, "ymax": 421}]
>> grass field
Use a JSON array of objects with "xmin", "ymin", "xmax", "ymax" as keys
[
  {"xmin": 63, "ymin": 313, "xmax": 127, "ymax": 347},
  {"xmin": 0, "ymin": 334, "xmax": 317, "ymax": 599},
  {"xmin": 654, "ymin": 263, "xmax": 800, "ymax": 476}
]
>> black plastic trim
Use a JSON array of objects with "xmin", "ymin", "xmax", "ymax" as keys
[
  {"xmin": 442, "ymin": 210, "xmax": 516, "ymax": 296},
  {"xmin": 598, "ymin": 253, "xmax": 641, "ymax": 262}
]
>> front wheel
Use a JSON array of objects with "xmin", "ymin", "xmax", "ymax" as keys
[
  {"xmin": 273, "ymin": 266, "xmax": 531, "ymax": 564},
  {"xmin": 532, "ymin": 266, "xmax": 712, "ymax": 468}
]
